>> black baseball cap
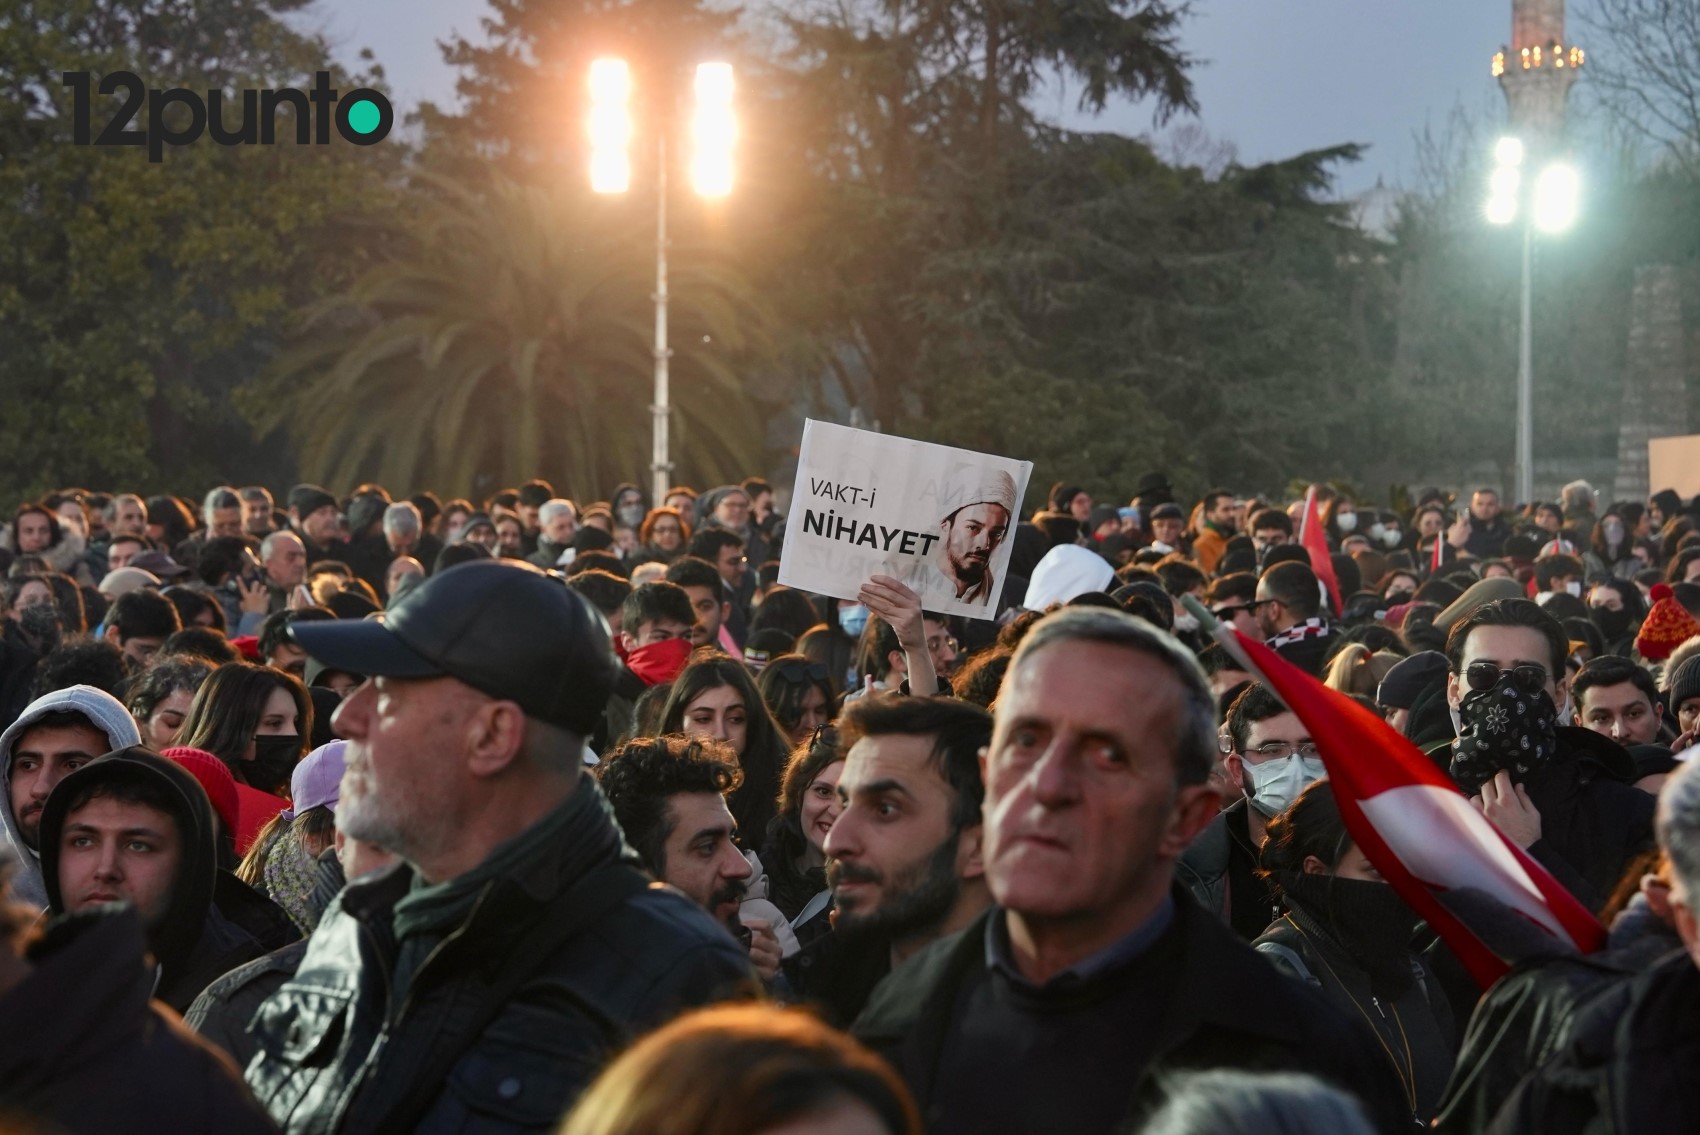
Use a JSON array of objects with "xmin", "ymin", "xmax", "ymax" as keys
[{"xmin": 288, "ymin": 559, "xmax": 617, "ymax": 734}]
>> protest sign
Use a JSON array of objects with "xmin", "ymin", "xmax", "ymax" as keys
[{"xmin": 779, "ymin": 420, "xmax": 1033, "ymax": 620}]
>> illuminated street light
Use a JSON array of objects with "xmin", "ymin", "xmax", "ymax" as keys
[
  {"xmin": 586, "ymin": 60, "xmax": 737, "ymax": 502},
  {"xmin": 1533, "ymin": 162, "xmax": 1580, "ymax": 234},
  {"xmin": 588, "ymin": 58, "xmax": 631, "ymax": 194},
  {"xmin": 1484, "ymin": 135, "xmax": 1581, "ymax": 504},
  {"xmin": 1485, "ymin": 194, "xmax": 1519, "ymax": 226},
  {"xmin": 691, "ymin": 62, "xmax": 736, "ymax": 198}
]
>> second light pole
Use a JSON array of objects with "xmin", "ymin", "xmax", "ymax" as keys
[
  {"xmin": 1485, "ymin": 135, "xmax": 1580, "ymax": 505},
  {"xmin": 590, "ymin": 58, "xmax": 736, "ymax": 506}
]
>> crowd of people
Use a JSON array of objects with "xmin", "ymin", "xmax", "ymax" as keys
[{"xmin": 1, "ymin": 470, "xmax": 1699, "ymax": 1134}]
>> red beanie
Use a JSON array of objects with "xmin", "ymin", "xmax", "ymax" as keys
[
  {"xmin": 1635, "ymin": 584, "xmax": 1700, "ymax": 662},
  {"xmin": 162, "ymin": 746, "xmax": 240, "ymax": 841}
]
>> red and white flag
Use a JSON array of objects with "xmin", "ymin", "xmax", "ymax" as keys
[
  {"xmin": 1220, "ymin": 625, "xmax": 1607, "ymax": 988},
  {"xmin": 1296, "ymin": 487, "xmax": 1342, "ymax": 617}
]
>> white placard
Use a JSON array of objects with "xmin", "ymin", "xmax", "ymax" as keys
[
  {"xmin": 778, "ymin": 420, "xmax": 1033, "ymax": 620},
  {"xmin": 1649, "ymin": 435, "xmax": 1700, "ymax": 501}
]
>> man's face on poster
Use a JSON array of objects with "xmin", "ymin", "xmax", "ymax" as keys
[{"xmin": 939, "ymin": 503, "xmax": 1011, "ymax": 586}]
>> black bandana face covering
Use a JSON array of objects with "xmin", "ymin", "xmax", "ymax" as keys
[{"xmin": 1450, "ymin": 679, "xmax": 1559, "ymax": 795}]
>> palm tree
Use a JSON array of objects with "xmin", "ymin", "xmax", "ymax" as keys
[{"xmin": 245, "ymin": 171, "xmax": 771, "ymax": 499}]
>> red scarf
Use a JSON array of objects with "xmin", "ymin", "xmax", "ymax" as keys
[{"xmin": 627, "ymin": 638, "xmax": 693, "ymax": 687}]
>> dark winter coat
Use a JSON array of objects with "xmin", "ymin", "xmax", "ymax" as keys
[
  {"xmin": 1175, "ymin": 798, "xmax": 1280, "ymax": 940},
  {"xmin": 187, "ymin": 939, "xmax": 310, "ymax": 1068},
  {"xmin": 0, "ymin": 906, "xmax": 276, "ymax": 1134},
  {"xmin": 1432, "ymin": 893, "xmax": 1683, "ymax": 1135},
  {"xmin": 243, "ymin": 772, "xmax": 754, "ymax": 1134},
  {"xmin": 1254, "ymin": 907, "xmax": 1456, "ymax": 1124},
  {"xmin": 1518, "ymin": 729, "xmax": 1657, "ymax": 912},
  {"xmin": 853, "ymin": 889, "xmax": 1410, "ymax": 1135},
  {"xmin": 1486, "ymin": 949, "xmax": 1700, "ymax": 1135}
]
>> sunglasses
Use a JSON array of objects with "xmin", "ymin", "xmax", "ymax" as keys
[
  {"xmin": 808, "ymin": 723, "xmax": 841, "ymax": 756},
  {"xmin": 1464, "ymin": 662, "xmax": 1549, "ymax": 694},
  {"xmin": 773, "ymin": 659, "xmax": 830, "ymax": 684},
  {"xmin": 1212, "ymin": 603, "xmax": 1254, "ymax": 620}
]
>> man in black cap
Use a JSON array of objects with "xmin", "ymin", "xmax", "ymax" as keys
[
  {"xmin": 287, "ymin": 483, "xmax": 344, "ymax": 567},
  {"xmin": 244, "ymin": 559, "xmax": 752, "ymax": 1134},
  {"xmin": 1377, "ymin": 650, "xmax": 1450, "ymax": 738}
]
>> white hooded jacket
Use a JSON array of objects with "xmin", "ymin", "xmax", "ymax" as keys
[{"xmin": 0, "ymin": 685, "xmax": 142, "ymax": 910}]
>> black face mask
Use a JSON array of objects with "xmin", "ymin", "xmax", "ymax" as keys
[
  {"xmin": 1590, "ymin": 606, "xmax": 1633, "ymax": 644},
  {"xmin": 1277, "ymin": 870, "xmax": 1418, "ymax": 997},
  {"xmin": 1450, "ymin": 681, "xmax": 1559, "ymax": 795},
  {"xmin": 249, "ymin": 735, "xmax": 301, "ymax": 795},
  {"xmin": 17, "ymin": 604, "xmax": 63, "ymax": 648}
]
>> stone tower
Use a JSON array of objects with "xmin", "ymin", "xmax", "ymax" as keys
[
  {"xmin": 1615, "ymin": 267, "xmax": 1691, "ymax": 503},
  {"xmin": 1492, "ymin": 0, "xmax": 1582, "ymax": 147}
]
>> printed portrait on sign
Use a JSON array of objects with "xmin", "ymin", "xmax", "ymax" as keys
[{"xmin": 929, "ymin": 467, "xmax": 1017, "ymax": 606}]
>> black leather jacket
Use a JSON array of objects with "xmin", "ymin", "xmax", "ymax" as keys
[{"xmin": 243, "ymin": 773, "xmax": 754, "ymax": 1134}]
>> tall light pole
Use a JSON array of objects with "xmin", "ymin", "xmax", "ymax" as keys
[
  {"xmin": 589, "ymin": 59, "xmax": 736, "ymax": 506},
  {"xmin": 1485, "ymin": 136, "xmax": 1579, "ymax": 504}
]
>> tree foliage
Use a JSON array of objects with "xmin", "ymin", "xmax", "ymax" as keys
[
  {"xmin": 245, "ymin": 173, "xmax": 773, "ymax": 498},
  {"xmin": 0, "ymin": 0, "xmax": 397, "ymax": 503}
]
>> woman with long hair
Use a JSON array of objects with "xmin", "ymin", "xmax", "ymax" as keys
[
  {"xmin": 799, "ymin": 594, "xmax": 863, "ymax": 699},
  {"xmin": 1585, "ymin": 507, "xmax": 1643, "ymax": 581},
  {"xmin": 758, "ymin": 725, "xmax": 843, "ymax": 945},
  {"xmin": 662, "ymin": 652, "xmax": 790, "ymax": 840},
  {"xmin": 1322, "ymin": 644, "xmax": 1402, "ymax": 700},
  {"xmin": 1253, "ymin": 781, "xmax": 1455, "ymax": 1125},
  {"xmin": 178, "ymin": 661, "xmax": 312, "ymax": 797},
  {"xmin": 756, "ymin": 654, "xmax": 835, "ymax": 746}
]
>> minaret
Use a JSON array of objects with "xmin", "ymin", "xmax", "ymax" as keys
[{"xmin": 1492, "ymin": 0, "xmax": 1582, "ymax": 146}]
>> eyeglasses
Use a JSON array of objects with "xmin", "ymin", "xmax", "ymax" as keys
[
  {"xmin": 1465, "ymin": 662, "xmax": 1548, "ymax": 694},
  {"xmin": 926, "ymin": 637, "xmax": 960, "ymax": 654},
  {"xmin": 1249, "ymin": 599, "xmax": 1280, "ymax": 612},
  {"xmin": 1212, "ymin": 604, "xmax": 1253, "ymax": 621},
  {"xmin": 1246, "ymin": 741, "xmax": 1320, "ymax": 760}
]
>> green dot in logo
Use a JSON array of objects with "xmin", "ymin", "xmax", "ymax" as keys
[{"xmin": 346, "ymin": 99, "xmax": 381, "ymax": 135}]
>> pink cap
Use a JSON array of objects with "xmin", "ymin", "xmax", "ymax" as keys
[{"xmin": 291, "ymin": 740, "xmax": 348, "ymax": 814}]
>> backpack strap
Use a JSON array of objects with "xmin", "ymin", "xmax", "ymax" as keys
[{"xmin": 373, "ymin": 862, "xmax": 651, "ymax": 1135}]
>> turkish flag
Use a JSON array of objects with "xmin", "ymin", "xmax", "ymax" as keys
[
  {"xmin": 1225, "ymin": 627, "xmax": 1607, "ymax": 988},
  {"xmin": 1297, "ymin": 487, "xmax": 1342, "ymax": 617}
]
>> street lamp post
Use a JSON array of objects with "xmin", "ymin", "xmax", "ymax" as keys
[
  {"xmin": 589, "ymin": 59, "xmax": 735, "ymax": 506},
  {"xmin": 1486, "ymin": 137, "xmax": 1579, "ymax": 505}
]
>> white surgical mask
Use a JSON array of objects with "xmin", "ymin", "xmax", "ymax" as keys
[
  {"xmin": 1245, "ymin": 754, "xmax": 1328, "ymax": 819},
  {"xmin": 1566, "ymin": 580, "xmax": 1582, "ymax": 598},
  {"xmin": 1382, "ymin": 529, "xmax": 1402, "ymax": 548},
  {"xmin": 1335, "ymin": 511, "xmax": 1357, "ymax": 533},
  {"xmin": 1151, "ymin": 541, "xmax": 1174, "ymax": 554},
  {"xmin": 1173, "ymin": 612, "xmax": 1200, "ymax": 634}
]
